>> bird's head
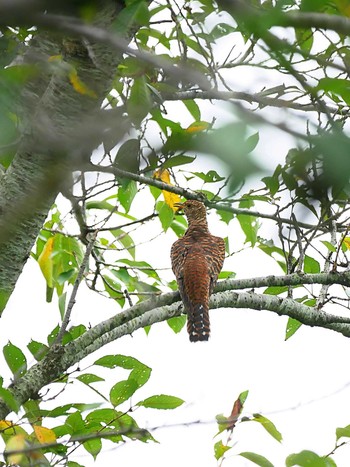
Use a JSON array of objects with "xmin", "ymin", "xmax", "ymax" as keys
[{"xmin": 174, "ymin": 200, "xmax": 207, "ymax": 223}]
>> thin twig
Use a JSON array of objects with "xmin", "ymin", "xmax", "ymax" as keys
[{"xmin": 54, "ymin": 233, "xmax": 97, "ymax": 345}]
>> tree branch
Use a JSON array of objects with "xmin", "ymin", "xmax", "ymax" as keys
[
  {"xmin": 163, "ymin": 90, "xmax": 346, "ymax": 115},
  {"xmin": 92, "ymin": 165, "xmax": 321, "ymax": 230},
  {"xmin": 1, "ymin": 272, "xmax": 350, "ymax": 419}
]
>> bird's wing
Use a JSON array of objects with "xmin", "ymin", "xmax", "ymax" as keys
[
  {"xmin": 170, "ymin": 238, "xmax": 191, "ymax": 310},
  {"xmin": 203, "ymin": 235, "xmax": 226, "ymax": 294}
]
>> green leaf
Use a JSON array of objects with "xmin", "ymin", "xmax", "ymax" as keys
[
  {"xmin": 62, "ymin": 325, "xmax": 87, "ymax": 345},
  {"xmin": 110, "ymin": 379, "xmax": 139, "ymax": 407},
  {"xmin": 239, "ymin": 452, "xmax": 274, "ymax": 467},
  {"xmin": 170, "ymin": 215, "xmax": 187, "ymax": 236},
  {"xmin": 237, "ymin": 200, "xmax": 259, "ymax": 246},
  {"xmin": 130, "ymin": 365, "xmax": 152, "ymax": 388},
  {"xmin": 285, "ymin": 317, "xmax": 302, "ymax": 340},
  {"xmin": 262, "ymin": 175, "xmax": 279, "ymax": 196},
  {"xmin": 0, "ymin": 387, "xmax": 19, "ymax": 413},
  {"xmin": 295, "ymin": 28, "xmax": 314, "ymax": 53},
  {"xmin": 316, "ymin": 77, "xmax": 350, "ymax": 105},
  {"xmin": 321, "ymin": 240, "xmax": 337, "ymax": 253},
  {"xmin": 127, "ymin": 76, "xmax": 152, "ymax": 126},
  {"xmin": 113, "ymin": 0, "xmax": 150, "ymax": 35},
  {"xmin": 83, "ymin": 438, "xmax": 102, "ymax": 460},
  {"xmin": 85, "ymin": 200, "xmax": 115, "ymax": 211},
  {"xmin": 217, "ymin": 209, "xmax": 234, "ymax": 224},
  {"xmin": 252, "ymin": 414, "xmax": 282, "ymax": 443},
  {"xmin": 95, "ymin": 354, "xmax": 134, "ymax": 369},
  {"xmin": 27, "ymin": 340, "xmax": 49, "ymax": 361},
  {"xmin": 304, "ymin": 255, "xmax": 320, "ymax": 273},
  {"xmin": 23, "ymin": 399, "xmax": 41, "ymax": 424},
  {"xmin": 76, "ymin": 374, "xmax": 105, "ymax": 385},
  {"xmin": 3, "ymin": 341, "xmax": 27, "ymax": 377},
  {"xmin": 183, "ymin": 100, "xmax": 201, "ymax": 120},
  {"xmin": 193, "ymin": 170, "xmax": 225, "ymax": 183},
  {"xmin": 214, "ymin": 440, "xmax": 231, "ymax": 460},
  {"xmin": 66, "ymin": 411, "xmax": 85, "ymax": 435},
  {"xmin": 167, "ymin": 315, "xmax": 187, "ymax": 333},
  {"xmin": 209, "ymin": 22, "xmax": 236, "ymax": 40},
  {"xmin": 46, "ymin": 403, "xmax": 101, "ymax": 418},
  {"xmin": 245, "ymin": 132, "xmax": 259, "ymax": 153},
  {"xmin": 264, "ymin": 286, "xmax": 289, "ymax": 295},
  {"xmin": 111, "ymin": 229, "xmax": 136, "ymax": 259},
  {"xmin": 113, "ymin": 138, "xmax": 140, "ymax": 172},
  {"xmin": 238, "ymin": 389, "xmax": 249, "ymax": 405},
  {"xmin": 137, "ymin": 394, "xmax": 184, "ymax": 409},
  {"xmin": 162, "ymin": 154, "xmax": 195, "ymax": 169},
  {"xmin": 118, "ymin": 179, "xmax": 137, "ymax": 213},
  {"xmin": 336, "ymin": 424, "xmax": 350, "ymax": 441},
  {"xmin": 0, "ymin": 289, "xmax": 11, "ymax": 317},
  {"xmin": 97, "ymin": 354, "xmax": 152, "ymax": 389},
  {"xmin": 157, "ymin": 201, "xmax": 174, "ymax": 231},
  {"xmin": 286, "ymin": 450, "xmax": 336, "ymax": 467}
]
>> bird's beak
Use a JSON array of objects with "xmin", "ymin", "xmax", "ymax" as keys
[{"xmin": 174, "ymin": 202, "xmax": 185, "ymax": 211}]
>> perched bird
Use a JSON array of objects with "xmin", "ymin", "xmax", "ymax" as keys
[{"xmin": 171, "ymin": 200, "xmax": 225, "ymax": 342}]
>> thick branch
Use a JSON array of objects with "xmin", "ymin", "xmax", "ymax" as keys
[
  {"xmin": 0, "ymin": 2, "xmax": 126, "ymax": 314},
  {"xmin": 1, "ymin": 272, "xmax": 350, "ymax": 419}
]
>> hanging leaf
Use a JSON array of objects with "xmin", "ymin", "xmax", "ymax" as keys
[
  {"xmin": 239, "ymin": 452, "xmax": 274, "ymax": 467},
  {"xmin": 118, "ymin": 179, "xmax": 137, "ymax": 213},
  {"xmin": 113, "ymin": 138, "xmax": 140, "ymax": 173},
  {"xmin": 214, "ymin": 440, "xmax": 231, "ymax": 460},
  {"xmin": 157, "ymin": 201, "xmax": 174, "ymax": 231},
  {"xmin": 38, "ymin": 236, "xmax": 55, "ymax": 288},
  {"xmin": 286, "ymin": 450, "xmax": 336, "ymax": 467},
  {"xmin": 185, "ymin": 120, "xmax": 210, "ymax": 133},
  {"xmin": 336, "ymin": 424, "xmax": 350, "ymax": 441},
  {"xmin": 33, "ymin": 425, "xmax": 56, "ymax": 444},
  {"xmin": 251, "ymin": 414, "xmax": 282, "ymax": 443},
  {"xmin": 167, "ymin": 315, "xmax": 186, "ymax": 333},
  {"xmin": 68, "ymin": 67, "xmax": 97, "ymax": 98},
  {"xmin": 304, "ymin": 255, "xmax": 320, "ymax": 273},
  {"xmin": 110, "ymin": 379, "xmax": 139, "ymax": 407},
  {"xmin": 182, "ymin": 100, "xmax": 201, "ymax": 121},
  {"xmin": 136, "ymin": 394, "xmax": 184, "ymax": 409},
  {"xmin": 27, "ymin": 340, "xmax": 49, "ymax": 361},
  {"xmin": 285, "ymin": 317, "xmax": 302, "ymax": 340},
  {"xmin": 3, "ymin": 341, "xmax": 27, "ymax": 377},
  {"xmin": 127, "ymin": 76, "xmax": 152, "ymax": 126},
  {"xmin": 342, "ymin": 237, "xmax": 350, "ymax": 250},
  {"xmin": 153, "ymin": 169, "xmax": 181, "ymax": 211}
]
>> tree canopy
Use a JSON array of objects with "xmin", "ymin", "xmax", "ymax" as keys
[{"xmin": 1, "ymin": 0, "xmax": 350, "ymax": 466}]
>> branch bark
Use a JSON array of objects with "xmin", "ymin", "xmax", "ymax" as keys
[
  {"xmin": 0, "ymin": 2, "xmax": 127, "ymax": 315},
  {"xmin": 1, "ymin": 272, "xmax": 350, "ymax": 419}
]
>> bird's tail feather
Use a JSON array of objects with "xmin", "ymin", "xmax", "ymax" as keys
[{"xmin": 187, "ymin": 304, "xmax": 210, "ymax": 342}]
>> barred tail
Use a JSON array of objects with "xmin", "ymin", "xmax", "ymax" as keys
[{"xmin": 187, "ymin": 303, "xmax": 210, "ymax": 342}]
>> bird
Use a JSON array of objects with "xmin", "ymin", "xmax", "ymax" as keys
[{"xmin": 171, "ymin": 200, "xmax": 225, "ymax": 342}]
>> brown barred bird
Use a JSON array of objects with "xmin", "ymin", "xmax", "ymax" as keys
[{"xmin": 171, "ymin": 200, "xmax": 225, "ymax": 342}]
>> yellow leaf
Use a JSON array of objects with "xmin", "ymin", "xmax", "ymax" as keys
[
  {"xmin": 33, "ymin": 425, "xmax": 56, "ymax": 444},
  {"xmin": 0, "ymin": 420, "xmax": 14, "ymax": 431},
  {"xmin": 47, "ymin": 55, "xmax": 63, "ymax": 62},
  {"xmin": 153, "ymin": 169, "xmax": 181, "ymax": 211},
  {"xmin": 342, "ymin": 237, "xmax": 350, "ymax": 250},
  {"xmin": 185, "ymin": 121, "xmax": 210, "ymax": 133},
  {"xmin": 38, "ymin": 236, "xmax": 55, "ymax": 288},
  {"xmin": 68, "ymin": 68, "xmax": 97, "ymax": 98},
  {"xmin": 0, "ymin": 420, "xmax": 27, "ymax": 439},
  {"xmin": 5, "ymin": 434, "xmax": 28, "ymax": 466},
  {"xmin": 335, "ymin": 0, "xmax": 350, "ymax": 17}
]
